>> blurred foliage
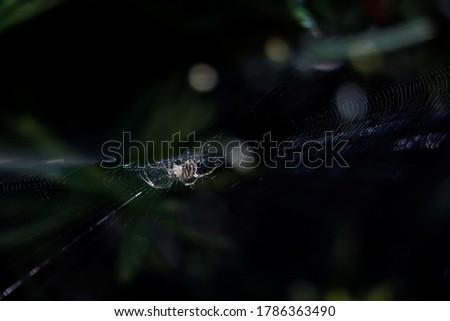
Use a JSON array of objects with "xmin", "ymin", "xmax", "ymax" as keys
[
  {"xmin": 287, "ymin": 0, "xmax": 321, "ymax": 36},
  {"xmin": 0, "ymin": 0, "xmax": 63, "ymax": 33}
]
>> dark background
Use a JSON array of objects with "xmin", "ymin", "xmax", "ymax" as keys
[{"xmin": 0, "ymin": 0, "xmax": 449, "ymax": 300}]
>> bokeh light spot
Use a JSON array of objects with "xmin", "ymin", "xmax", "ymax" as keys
[
  {"xmin": 348, "ymin": 41, "xmax": 383, "ymax": 73},
  {"xmin": 264, "ymin": 37, "xmax": 291, "ymax": 63},
  {"xmin": 335, "ymin": 83, "xmax": 368, "ymax": 121},
  {"xmin": 188, "ymin": 63, "xmax": 218, "ymax": 92}
]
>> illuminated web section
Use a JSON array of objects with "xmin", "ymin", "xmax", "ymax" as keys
[
  {"xmin": 243, "ymin": 67, "xmax": 450, "ymax": 177},
  {"xmin": 0, "ymin": 159, "xmax": 132, "ymax": 299}
]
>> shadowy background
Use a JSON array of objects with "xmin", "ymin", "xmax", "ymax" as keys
[{"xmin": 0, "ymin": 0, "xmax": 449, "ymax": 300}]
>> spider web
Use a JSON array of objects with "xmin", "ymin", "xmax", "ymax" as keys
[{"xmin": 0, "ymin": 62, "xmax": 449, "ymax": 299}]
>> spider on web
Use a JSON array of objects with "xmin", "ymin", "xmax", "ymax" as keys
[{"xmin": 139, "ymin": 157, "xmax": 221, "ymax": 189}]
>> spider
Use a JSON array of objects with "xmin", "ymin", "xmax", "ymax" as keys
[{"xmin": 139, "ymin": 159, "xmax": 218, "ymax": 189}]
